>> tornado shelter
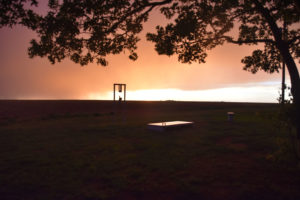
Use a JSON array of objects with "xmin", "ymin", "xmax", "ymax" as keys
[{"xmin": 147, "ymin": 121, "xmax": 194, "ymax": 132}]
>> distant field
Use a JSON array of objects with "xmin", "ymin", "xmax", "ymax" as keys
[{"xmin": 0, "ymin": 100, "xmax": 299, "ymax": 200}]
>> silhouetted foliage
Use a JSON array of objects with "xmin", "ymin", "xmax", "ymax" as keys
[
  {"xmin": 0, "ymin": 0, "xmax": 41, "ymax": 30},
  {"xmin": 1, "ymin": 0, "xmax": 172, "ymax": 66},
  {"xmin": 147, "ymin": 1, "xmax": 299, "ymax": 73},
  {"xmin": 1, "ymin": 1, "xmax": 299, "ymax": 69}
]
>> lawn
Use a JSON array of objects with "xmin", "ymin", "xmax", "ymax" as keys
[{"xmin": 0, "ymin": 100, "xmax": 299, "ymax": 200}]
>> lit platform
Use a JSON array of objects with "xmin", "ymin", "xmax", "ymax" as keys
[{"xmin": 147, "ymin": 121, "xmax": 194, "ymax": 131}]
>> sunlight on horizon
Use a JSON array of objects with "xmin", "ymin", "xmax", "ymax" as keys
[{"xmin": 88, "ymin": 81, "xmax": 288, "ymax": 103}]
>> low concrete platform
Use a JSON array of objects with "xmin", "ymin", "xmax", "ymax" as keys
[{"xmin": 147, "ymin": 121, "xmax": 194, "ymax": 131}]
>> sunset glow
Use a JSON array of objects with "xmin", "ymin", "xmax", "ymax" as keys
[
  {"xmin": 0, "ymin": 10, "xmax": 297, "ymax": 102},
  {"xmin": 86, "ymin": 81, "xmax": 286, "ymax": 103}
]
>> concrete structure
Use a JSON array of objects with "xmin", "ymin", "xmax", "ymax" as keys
[{"xmin": 147, "ymin": 121, "xmax": 194, "ymax": 131}]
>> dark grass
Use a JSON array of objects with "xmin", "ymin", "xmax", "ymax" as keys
[{"xmin": 0, "ymin": 100, "xmax": 299, "ymax": 200}]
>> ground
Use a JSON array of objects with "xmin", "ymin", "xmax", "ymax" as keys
[{"xmin": 0, "ymin": 100, "xmax": 299, "ymax": 200}]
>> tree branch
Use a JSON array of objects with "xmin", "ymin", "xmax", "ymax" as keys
[
  {"xmin": 106, "ymin": 0, "xmax": 172, "ymax": 34},
  {"xmin": 147, "ymin": 0, "xmax": 173, "ymax": 7},
  {"xmin": 228, "ymin": 38, "xmax": 276, "ymax": 45}
]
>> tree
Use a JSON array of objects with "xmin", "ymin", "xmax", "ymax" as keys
[
  {"xmin": 1, "ymin": 0, "xmax": 300, "ymax": 155},
  {"xmin": 1, "ymin": 0, "xmax": 172, "ymax": 66},
  {"xmin": 145, "ymin": 0, "xmax": 300, "ymax": 157}
]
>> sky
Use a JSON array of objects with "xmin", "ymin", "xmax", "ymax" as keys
[{"xmin": 0, "ymin": 7, "xmax": 296, "ymax": 103}]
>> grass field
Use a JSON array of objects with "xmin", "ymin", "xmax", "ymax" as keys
[{"xmin": 0, "ymin": 100, "xmax": 299, "ymax": 200}]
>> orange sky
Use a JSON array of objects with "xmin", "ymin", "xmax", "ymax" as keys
[{"xmin": 0, "ymin": 10, "xmax": 295, "ymax": 102}]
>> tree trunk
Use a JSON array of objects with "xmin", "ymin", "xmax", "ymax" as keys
[
  {"xmin": 253, "ymin": 0, "xmax": 300, "ymax": 159},
  {"xmin": 282, "ymin": 46, "xmax": 300, "ymax": 160},
  {"xmin": 273, "ymin": 16, "xmax": 300, "ymax": 161},
  {"xmin": 276, "ymin": 42, "xmax": 300, "ymax": 160}
]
